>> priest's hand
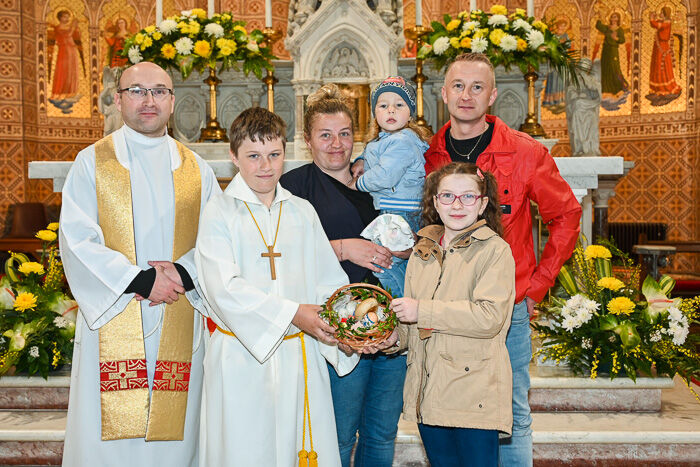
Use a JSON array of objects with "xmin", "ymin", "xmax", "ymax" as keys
[
  {"xmin": 148, "ymin": 261, "xmax": 183, "ymax": 286},
  {"xmin": 292, "ymin": 304, "xmax": 338, "ymax": 345},
  {"xmin": 341, "ymin": 238, "xmax": 392, "ymax": 273},
  {"xmin": 148, "ymin": 268, "xmax": 185, "ymax": 306}
]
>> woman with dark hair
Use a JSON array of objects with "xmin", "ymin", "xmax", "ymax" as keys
[{"xmin": 281, "ymin": 84, "xmax": 408, "ymax": 467}]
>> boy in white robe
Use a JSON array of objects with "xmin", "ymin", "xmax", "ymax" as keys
[{"xmin": 195, "ymin": 108, "xmax": 358, "ymax": 466}]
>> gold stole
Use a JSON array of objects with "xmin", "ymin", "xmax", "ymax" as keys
[{"xmin": 94, "ymin": 133, "xmax": 201, "ymax": 441}]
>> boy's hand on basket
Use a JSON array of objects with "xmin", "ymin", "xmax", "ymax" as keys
[
  {"xmin": 391, "ymin": 297, "xmax": 418, "ymax": 323},
  {"xmin": 359, "ymin": 330, "xmax": 399, "ymax": 355},
  {"xmin": 293, "ymin": 304, "xmax": 338, "ymax": 346}
]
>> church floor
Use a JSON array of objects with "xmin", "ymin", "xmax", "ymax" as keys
[{"xmin": 0, "ymin": 372, "xmax": 698, "ymax": 466}]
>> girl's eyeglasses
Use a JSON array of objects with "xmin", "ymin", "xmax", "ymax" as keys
[{"xmin": 434, "ymin": 192, "xmax": 485, "ymax": 206}]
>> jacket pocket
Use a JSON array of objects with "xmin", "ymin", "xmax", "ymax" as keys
[{"xmin": 431, "ymin": 351, "xmax": 495, "ymax": 412}]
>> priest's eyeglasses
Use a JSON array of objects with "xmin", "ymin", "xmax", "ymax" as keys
[
  {"xmin": 117, "ymin": 86, "xmax": 174, "ymax": 100},
  {"xmin": 435, "ymin": 192, "xmax": 485, "ymax": 206}
]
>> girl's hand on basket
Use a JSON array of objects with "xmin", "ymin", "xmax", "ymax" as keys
[
  {"xmin": 341, "ymin": 238, "xmax": 392, "ymax": 273},
  {"xmin": 391, "ymin": 297, "xmax": 418, "ymax": 324},
  {"xmin": 292, "ymin": 304, "xmax": 338, "ymax": 345},
  {"xmin": 338, "ymin": 343, "xmax": 354, "ymax": 357},
  {"xmin": 359, "ymin": 330, "xmax": 399, "ymax": 354}
]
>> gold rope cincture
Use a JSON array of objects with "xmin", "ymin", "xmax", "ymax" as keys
[
  {"xmin": 214, "ymin": 327, "xmax": 317, "ymax": 466},
  {"xmin": 243, "ymin": 201, "xmax": 283, "ymax": 280},
  {"xmin": 95, "ymin": 133, "xmax": 200, "ymax": 441}
]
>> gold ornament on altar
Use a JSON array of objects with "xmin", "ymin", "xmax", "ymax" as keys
[
  {"xmin": 261, "ymin": 27, "xmax": 283, "ymax": 113},
  {"xmin": 418, "ymin": 5, "xmax": 581, "ymax": 137},
  {"xmin": 405, "ymin": 25, "xmax": 433, "ymax": 130}
]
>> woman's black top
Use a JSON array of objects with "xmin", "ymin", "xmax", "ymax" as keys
[{"xmin": 280, "ymin": 162, "xmax": 378, "ymax": 284}]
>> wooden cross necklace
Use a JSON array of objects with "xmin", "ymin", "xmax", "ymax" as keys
[{"xmin": 243, "ymin": 201, "xmax": 283, "ymax": 280}]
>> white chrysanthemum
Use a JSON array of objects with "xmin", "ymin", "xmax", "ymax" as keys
[
  {"xmin": 576, "ymin": 307, "xmax": 593, "ymax": 324},
  {"xmin": 526, "ymin": 29, "xmax": 545, "ymax": 49},
  {"xmin": 562, "ymin": 315, "xmax": 577, "ymax": 332},
  {"xmin": 433, "ymin": 36, "xmax": 450, "ymax": 55},
  {"xmin": 566, "ymin": 294, "xmax": 585, "ymax": 308},
  {"xmin": 158, "ymin": 19, "xmax": 178, "ymax": 34},
  {"xmin": 462, "ymin": 21, "xmax": 479, "ymax": 31},
  {"xmin": 488, "ymin": 14, "xmax": 508, "ymax": 27},
  {"xmin": 204, "ymin": 23, "xmax": 225, "ymax": 38},
  {"xmin": 0, "ymin": 336, "xmax": 5, "ymax": 345},
  {"xmin": 174, "ymin": 37, "xmax": 194, "ymax": 55},
  {"xmin": 181, "ymin": 9, "xmax": 193, "ymax": 18},
  {"xmin": 667, "ymin": 306, "xmax": 682, "ymax": 322},
  {"xmin": 53, "ymin": 315, "xmax": 69, "ymax": 329},
  {"xmin": 29, "ymin": 346, "xmax": 40, "ymax": 358},
  {"xmin": 499, "ymin": 34, "xmax": 518, "ymax": 52},
  {"xmin": 583, "ymin": 298, "xmax": 600, "ymax": 312},
  {"xmin": 127, "ymin": 46, "xmax": 142, "ymax": 64},
  {"xmin": 650, "ymin": 330, "xmax": 662, "ymax": 342},
  {"xmin": 471, "ymin": 37, "xmax": 488, "ymax": 53},
  {"xmin": 581, "ymin": 338, "xmax": 592, "ymax": 349},
  {"xmin": 608, "ymin": 335, "xmax": 617, "ymax": 343},
  {"xmin": 512, "ymin": 18, "xmax": 532, "ymax": 32},
  {"xmin": 246, "ymin": 41, "xmax": 260, "ymax": 53},
  {"xmin": 668, "ymin": 321, "xmax": 689, "ymax": 346}
]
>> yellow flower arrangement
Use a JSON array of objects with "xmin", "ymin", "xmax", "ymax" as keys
[
  {"xmin": 161, "ymin": 43, "xmax": 176, "ymax": 59},
  {"xmin": 516, "ymin": 38, "xmax": 527, "ymax": 51},
  {"xmin": 446, "ymin": 19, "xmax": 461, "ymax": 31},
  {"xmin": 233, "ymin": 25, "xmax": 247, "ymax": 35},
  {"xmin": 35, "ymin": 230, "xmax": 57, "ymax": 242},
  {"xmin": 607, "ymin": 296, "xmax": 636, "ymax": 315},
  {"xmin": 449, "ymin": 37, "xmax": 460, "ymax": 49},
  {"xmin": 194, "ymin": 40, "xmax": 211, "ymax": 57},
  {"xmin": 18, "ymin": 262, "xmax": 45, "ymax": 276},
  {"xmin": 216, "ymin": 38, "xmax": 237, "ymax": 56},
  {"xmin": 134, "ymin": 33, "xmax": 145, "ymax": 45},
  {"xmin": 460, "ymin": 37, "xmax": 472, "ymax": 48},
  {"xmin": 47, "ymin": 222, "xmax": 59, "ymax": 232},
  {"xmin": 13, "ymin": 292, "xmax": 37, "ymax": 312},
  {"xmin": 190, "ymin": 8, "xmax": 207, "ymax": 20},
  {"xmin": 584, "ymin": 245, "xmax": 612, "ymax": 260},
  {"xmin": 490, "ymin": 5, "xmax": 508, "ymax": 15},
  {"xmin": 597, "ymin": 277, "xmax": 625, "ymax": 291},
  {"xmin": 152, "ymin": 31, "xmax": 162, "ymax": 41},
  {"xmin": 140, "ymin": 36, "xmax": 153, "ymax": 51},
  {"xmin": 144, "ymin": 25, "xmax": 156, "ymax": 34},
  {"xmin": 489, "ymin": 29, "xmax": 505, "ymax": 46},
  {"xmin": 532, "ymin": 20, "xmax": 548, "ymax": 31}
]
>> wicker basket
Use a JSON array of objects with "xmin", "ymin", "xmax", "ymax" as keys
[{"xmin": 323, "ymin": 283, "xmax": 396, "ymax": 351}]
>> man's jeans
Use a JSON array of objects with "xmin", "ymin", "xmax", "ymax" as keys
[
  {"xmin": 327, "ymin": 353, "xmax": 407, "ymax": 467},
  {"xmin": 498, "ymin": 300, "xmax": 533, "ymax": 466}
]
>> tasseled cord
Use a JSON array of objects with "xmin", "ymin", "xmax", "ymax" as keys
[{"xmin": 298, "ymin": 334, "xmax": 318, "ymax": 467}]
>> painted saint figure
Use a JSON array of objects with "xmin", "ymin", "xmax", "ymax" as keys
[
  {"xmin": 594, "ymin": 13, "xmax": 630, "ymax": 111},
  {"xmin": 646, "ymin": 6, "xmax": 682, "ymax": 106},
  {"xmin": 48, "ymin": 9, "xmax": 85, "ymax": 99},
  {"xmin": 105, "ymin": 17, "xmax": 130, "ymax": 68}
]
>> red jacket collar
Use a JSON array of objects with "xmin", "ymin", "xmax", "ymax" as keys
[{"xmin": 431, "ymin": 114, "xmax": 518, "ymax": 157}]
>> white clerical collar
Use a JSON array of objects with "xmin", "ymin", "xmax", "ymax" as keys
[
  {"xmin": 226, "ymin": 173, "xmax": 291, "ymax": 207},
  {"xmin": 112, "ymin": 124, "xmax": 181, "ymax": 171}
]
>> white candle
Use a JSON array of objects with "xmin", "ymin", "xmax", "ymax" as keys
[
  {"xmin": 527, "ymin": 0, "xmax": 534, "ymax": 17},
  {"xmin": 208, "ymin": 0, "xmax": 214, "ymax": 17},
  {"xmin": 265, "ymin": 0, "xmax": 272, "ymax": 28},
  {"xmin": 415, "ymin": 0, "xmax": 422, "ymax": 26},
  {"xmin": 156, "ymin": 0, "xmax": 163, "ymax": 24},
  {"xmin": 470, "ymin": 0, "xmax": 476, "ymax": 11}
]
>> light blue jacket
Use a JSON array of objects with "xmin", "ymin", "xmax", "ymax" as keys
[{"xmin": 355, "ymin": 128, "xmax": 429, "ymax": 211}]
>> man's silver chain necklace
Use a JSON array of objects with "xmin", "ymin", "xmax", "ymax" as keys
[{"xmin": 448, "ymin": 123, "xmax": 489, "ymax": 160}]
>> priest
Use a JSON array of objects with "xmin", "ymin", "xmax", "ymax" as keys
[
  {"xmin": 195, "ymin": 107, "xmax": 358, "ymax": 466},
  {"xmin": 59, "ymin": 62, "xmax": 220, "ymax": 466}
]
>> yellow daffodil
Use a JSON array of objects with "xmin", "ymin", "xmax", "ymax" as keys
[
  {"xmin": 161, "ymin": 43, "xmax": 176, "ymax": 59},
  {"xmin": 194, "ymin": 40, "xmax": 211, "ymax": 58},
  {"xmin": 516, "ymin": 38, "xmax": 527, "ymax": 51},
  {"xmin": 597, "ymin": 277, "xmax": 625, "ymax": 291},
  {"xmin": 36, "ymin": 230, "xmax": 57, "ymax": 242},
  {"xmin": 490, "ymin": 5, "xmax": 508, "ymax": 16},
  {"xmin": 18, "ymin": 262, "xmax": 45, "ymax": 276},
  {"xmin": 14, "ymin": 292, "xmax": 37, "ymax": 312},
  {"xmin": 47, "ymin": 222, "xmax": 59, "ymax": 231},
  {"xmin": 489, "ymin": 29, "xmax": 506, "ymax": 46},
  {"xmin": 584, "ymin": 245, "xmax": 612, "ymax": 260},
  {"xmin": 607, "ymin": 296, "xmax": 636, "ymax": 315},
  {"xmin": 446, "ymin": 19, "xmax": 461, "ymax": 31}
]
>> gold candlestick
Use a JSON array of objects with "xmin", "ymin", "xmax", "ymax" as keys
[
  {"xmin": 518, "ymin": 65, "xmax": 546, "ymax": 138},
  {"xmin": 199, "ymin": 66, "xmax": 229, "ymax": 142},
  {"xmin": 262, "ymin": 27, "xmax": 282, "ymax": 112},
  {"xmin": 405, "ymin": 25, "xmax": 432, "ymax": 130}
]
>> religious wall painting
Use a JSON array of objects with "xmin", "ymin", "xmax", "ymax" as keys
[
  {"xmin": 99, "ymin": 0, "xmax": 139, "ymax": 69},
  {"xmin": 46, "ymin": 3, "xmax": 89, "ymax": 117},
  {"xmin": 640, "ymin": 0, "xmax": 687, "ymax": 114},
  {"xmin": 590, "ymin": 1, "xmax": 632, "ymax": 114},
  {"xmin": 540, "ymin": 0, "xmax": 581, "ymax": 120}
]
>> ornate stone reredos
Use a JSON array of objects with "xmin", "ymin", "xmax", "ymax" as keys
[{"xmin": 285, "ymin": 0, "xmax": 404, "ymax": 85}]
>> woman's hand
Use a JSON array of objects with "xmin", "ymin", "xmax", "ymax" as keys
[
  {"xmin": 340, "ymin": 238, "xmax": 392, "ymax": 273},
  {"xmin": 391, "ymin": 297, "xmax": 419, "ymax": 324},
  {"xmin": 350, "ymin": 159, "xmax": 365, "ymax": 178}
]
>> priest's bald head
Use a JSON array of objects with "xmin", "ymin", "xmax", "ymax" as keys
[{"xmin": 115, "ymin": 62, "xmax": 175, "ymax": 138}]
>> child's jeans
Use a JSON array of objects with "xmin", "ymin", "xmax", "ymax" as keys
[{"xmin": 372, "ymin": 209, "xmax": 420, "ymax": 297}]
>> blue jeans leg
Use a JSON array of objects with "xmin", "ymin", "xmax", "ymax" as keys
[
  {"xmin": 498, "ymin": 300, "xmax": 533, "ymax": 467},
  {"xmin": 373, "ymin": 256, "xmax": 407, "ymax": 297},
  {"xmin": 418, "ymin": 424, "xmax": 498, "ymax": 467},
  {"xmin": 328, "ymin": 354, "xmax": 407, "ymax": 467}
]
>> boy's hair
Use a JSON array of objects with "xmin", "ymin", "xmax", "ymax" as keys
[
  {"xmin": 364, "ymin": 118, "xmax": 433, "ymax": 144},
  {"xmin": 444, "ymin": 52, "xmax": 496, "ymax": 87},
  {"xmin": 229, "ymin": 107, "xmax": 286, "ymax": 156},
  {"xmin": 303, "ymin": 83, "xmax": 354, "ymax": 138},
  {"xmin": 421, "ymin": 162, "xmax": 503, "ymax": 236}
]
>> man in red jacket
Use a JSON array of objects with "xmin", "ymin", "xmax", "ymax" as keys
[{"xmin": 425, "ymin": 53, "xmax": 581, "ymax": 466}]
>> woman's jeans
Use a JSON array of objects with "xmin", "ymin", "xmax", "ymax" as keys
[
  {"xmin": 372, "ymin": 209, "xmax": 420, "ymax": 297},
  {"xmin": 418, "ymin": 423, "xmax": 498, "ymax": 467},
  {"xmin": 328, "ymin": 353, "xmax": 407, "ymax": 467},
  {"xmin": 498, "ymin": 300, "xmax": 533, "ymax": 466}
]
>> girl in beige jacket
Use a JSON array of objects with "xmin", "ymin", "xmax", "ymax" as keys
[{"xmin": 390, "ymin": 162, "xmax": 516, "ymax": 466}]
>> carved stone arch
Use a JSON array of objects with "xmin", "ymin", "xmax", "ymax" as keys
[
  {"xmin": 321, "ymin": 42, "xmax": 370, "ymax": 80},
  {"xmin": 219, "ymin": 92, "xmax": 248, "ymax": 136},
  {"xmin": 173, "ymin": 93, "xmax": 205, "ymax": 143},
  {"xmin": 492, "ymin": 89, "xmax": 526, "ymax": 129},
  {"xmin": 273, "ymin": 94, "xmax": 296, "ymax": 141}
]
